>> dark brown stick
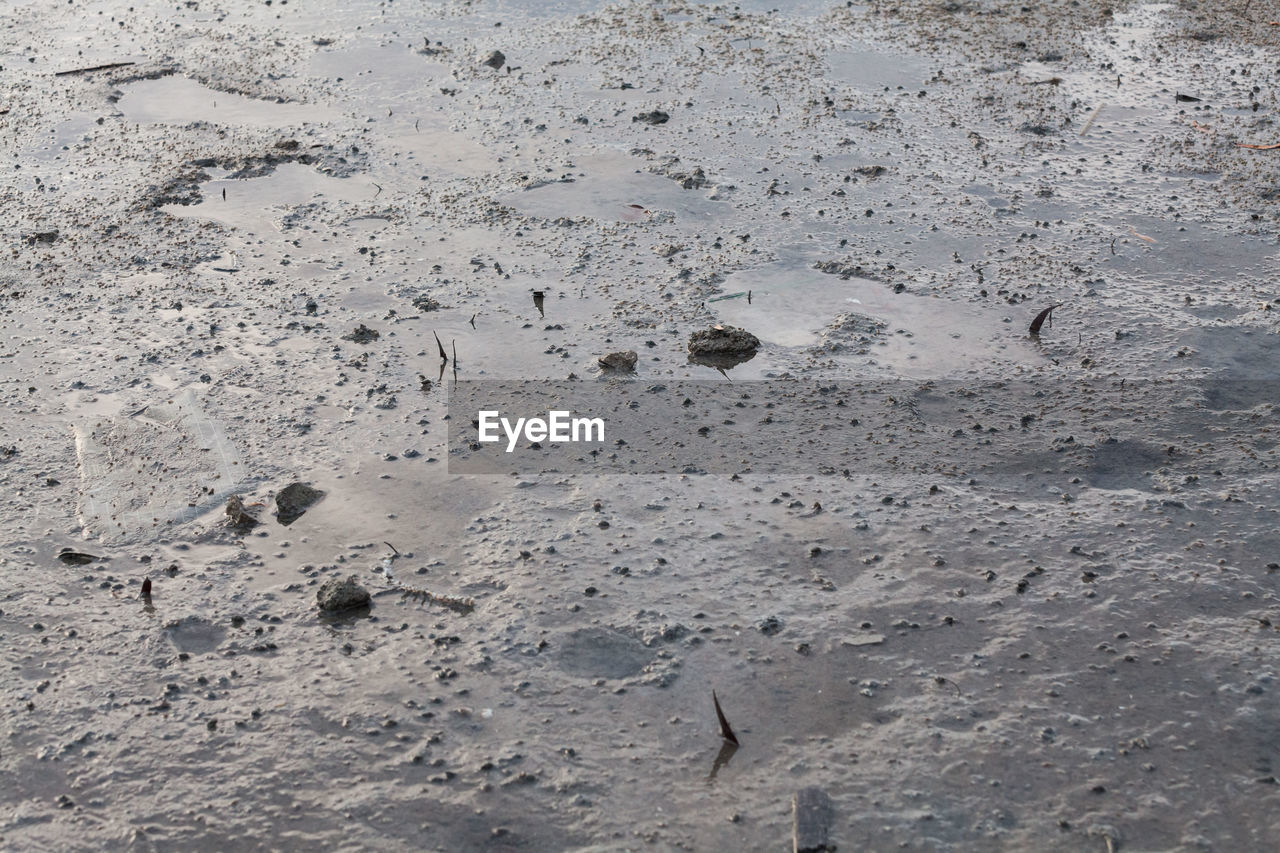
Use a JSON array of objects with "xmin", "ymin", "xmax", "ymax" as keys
[{"xmin": 55, "ymin": 61, "xmax": 136, "ymax": 77}]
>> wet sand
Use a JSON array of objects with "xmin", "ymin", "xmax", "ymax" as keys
[{"xmin": 2, "ymin": 0, "xmax": 1278, "ymax": 849}]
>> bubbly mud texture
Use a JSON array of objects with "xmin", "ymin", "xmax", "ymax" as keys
[{"xmin": 2, "ymin": 0, "xmax": 1279, "ymax": 850}]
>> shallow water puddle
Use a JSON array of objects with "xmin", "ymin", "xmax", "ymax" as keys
[
  {"xmin": 827, "ymin": 45, "xmax": 932, "ymax": 92},
  {"xmin": 162, "ymin": 162, "xmax": 378, "ymax": 233},
  {"xmin": 119, "ymin": 75, "xmax": 335, "ymax": 127},
  {"xmin": 378, "ymin": 127, "xmax": 498, "ymax": 176},
  {"xmin": 308, "ymin": 39, "xmax": 448, "ymax": 90},
  {"xmin": 710, "ymin": 260, "xmax": 1036, "ymax": 376},
  {"xmin": 503, "ymin": 151, "xmax": 727, "ymax": 224}
]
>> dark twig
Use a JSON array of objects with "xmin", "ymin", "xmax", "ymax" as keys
[{"xmin": 55, "ymin": 61, "xmax": 136, "ymax": 77}]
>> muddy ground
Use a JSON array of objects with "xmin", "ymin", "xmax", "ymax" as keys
[{"xmin": 2, "ymin": 0, "xmax": 1279, "ymax": 850}]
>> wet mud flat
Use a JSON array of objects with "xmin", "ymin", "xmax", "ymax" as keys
[{"xmin": 2, "ymin": 0, "xmax": 1279, "ymax": 850}]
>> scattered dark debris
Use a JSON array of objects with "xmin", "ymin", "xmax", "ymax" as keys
[
  {"xmin": 1019, "ymin": 121, "xmax": 1059, "ymax": 136},
  {"xmin": 633, "ymin": 110, "xmax": 670, "ymax": 125}
]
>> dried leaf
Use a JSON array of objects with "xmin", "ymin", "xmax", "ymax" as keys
[
  {"xmin": 1029, "ymin": 303, "xmax": 1064, "ymax": 337},
  {"xmin": 712, "ymin": 690, "xmax": 739, "ymax": 745}
]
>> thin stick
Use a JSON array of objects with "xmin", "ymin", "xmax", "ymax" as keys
[
  {"xmin": 1079, "ymin": 102, "xmax": 1104, "ymax": 137},
  {"xmin": 55, "ymin": 61, "xmax": 136, "ymax": 77}
]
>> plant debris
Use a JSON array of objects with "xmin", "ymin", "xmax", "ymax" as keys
[
  {"xmin": 712, "ymin": 690, "xmax": 739, "ymax": 745},
  {"xmin": 399, "ymin": 586, "xmax": 476, "ymax": 614},
  {"xmin": 225, "ymin": 495, "xmax": 259, "ymax": 531},
  {"xmin": 54, "ymin": 61, "xmax": 136, "ymax": 76},
  {"xmin": 1029, "ymin": 303, "xmax": 1064, "ymax": 336}
]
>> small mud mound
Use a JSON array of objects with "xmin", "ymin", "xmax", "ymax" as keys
[
  {"xmin": 810, "ymin": 312, "xmax": 886, "ymax": 354},
  {"xmin": 554, "ymin": 627, "xmax": 652, "ymax": 680}
]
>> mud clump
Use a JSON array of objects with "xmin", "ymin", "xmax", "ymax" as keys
[
  {"xmin": 342, "ymin": 324, "xmax": 380, "ymax": 344},
  {"xmin": 688, "ymin": 325, "xmax": 760, "ymax": 357},
  {"xmin": 225, "ymin": 495, "xmax": 259, "ymax": 531},
  {"xmin": 811, "ymin": 312, "xmax": 886, "ymax": 354},
  {"xmin": 57, "ymin": 549, "xmax": 98, "ymax": 566},
  {"xmin": 633, "ymin": 110, "xmax": 670, "ymax": 125},
  {"xmin": 276, "ymin": 483, "xmax": 325, "ymax": 526},
  {"xmin": 598, "ymin": 351, "xmax": 638, "ymax": 372},
  {"xmin": 316, "ymin": 575, "xmax": 370, "ymax": 612}
]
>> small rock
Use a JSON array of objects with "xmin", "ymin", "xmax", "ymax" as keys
[
  {"xmin": 598, "ymin": 351, "xmax": 638, "ymax": 372},
  {"xmin": 481, "ymin": 49, "xmax": 505, "ymax": 70},
  {"xmin": 317, "ymin": 575, "xmax": 371, "ymax": 612}
]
